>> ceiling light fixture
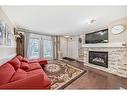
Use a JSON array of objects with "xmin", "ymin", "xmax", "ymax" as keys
[
  {"xmin": 86, "ymin": 18, "xmax": 96, "ymax": 25},
  {"xmin": 64, "ymin": 35, "xmax": 70, "ymax": 38}
]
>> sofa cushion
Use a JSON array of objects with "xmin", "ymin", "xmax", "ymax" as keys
[
  {"xmin": 39, "ymin": 69, "xmax": 51, "ymax": 87},
  {"xmin": 9, "ymin": 68, "xmax": 26, "ymax": 82},
  {"xmin": 26, "ymin": 63, "xmax": 42, "ymax": 71},
  {"xmin": 20, "ymin": 62, "xmax": 29, "ymax": 70},
  {"xmin": 9, "ymin": 57, "xmax": 21, "ymax": 70},
  {"xmin": 27, "ymin": 69, "xmax": 43, "ymax": 77},
  {"xmin": 17, "ymin": 55, "xmax": 23, "ymax": 61},
  {"xmin": 27, "ymin": 69, "xmax": 51, "ymax": 88},
  {"xmin": 27, "ymin": 69, "xmax": 51, "ymax": 87},
  {"xmin": 22, "ymin": 58, "xmax": 29, "ymax": 63},
  {"xmin": 0, "ymin": 63, "xmax": 15, "ymax": 86}
]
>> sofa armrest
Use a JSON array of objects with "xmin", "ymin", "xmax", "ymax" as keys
[
  {"xmin": 0, "ymin": 74, "xmax": 50, "ymax": 89},
  {"xmin": 39, "ymin": 60, "xmax": 48, "ymax": 66},
  {"xmin": 29, "ymin": 59, "xmax": 39, "ymax": 63},
  {"xmin": 29, "ymin": 59, "xmax": 47, "ymax": 66}
]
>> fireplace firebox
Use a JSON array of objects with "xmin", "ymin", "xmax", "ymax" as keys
[{"xmin": 89, "ymin": 51, "xmax": 108, "ymax": 68}]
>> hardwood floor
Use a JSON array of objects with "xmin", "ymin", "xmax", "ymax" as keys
[{"xmin": 62, "ymin": 60, "xmax": 127, "ymax": 89}]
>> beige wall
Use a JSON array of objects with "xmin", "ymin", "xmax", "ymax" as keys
[
  {"xmin": 0, "ymin": 8, "xmax": 16, "ymax": 65},
  {"xmin": 108, "ymin": 17, "xmax": 127, "ymax": 43}
]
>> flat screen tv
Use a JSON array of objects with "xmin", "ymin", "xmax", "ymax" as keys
[{"xmin": 85, "ymin": 29, "xmax": 108, "ymax": 44}]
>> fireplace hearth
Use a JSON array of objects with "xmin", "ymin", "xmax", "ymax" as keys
[{"xmin": 89, "ymin": 51, "xmax": 108, "ymax": 68}]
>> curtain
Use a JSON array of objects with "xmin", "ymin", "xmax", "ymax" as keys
[
  {"xmin": 53, "ymin": 36, "xmax": 61, "ymax": 59},
  {"xmin": 52, "ymin": 36, "xmax": 58, "ymax": 59},
  {"xmin": 52, "ymin": 36, "xmax": 56, "ymax": 59},
  {"xmin": 16, "ymin": 33, "xmax": 24, "ymax": 57},
  {"xmin": 24, "ymin": 32, "xmax": 30, "ymax": 58}
]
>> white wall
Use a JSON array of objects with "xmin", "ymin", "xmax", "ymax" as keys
[{"xmin": 0, "ymin": 8, "xmax": 16, "ymax": 65}]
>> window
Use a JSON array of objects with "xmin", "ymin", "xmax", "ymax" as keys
[
  {"xmin": 43, "ymin": 39, "xmax": 53, "ymax": 58},
  {"xmin": 28, "ymin": 38, "xmax": 40, "ymax": 59},
  {"xmin": 27, "ymin": 34, "xmax": 53, "ymax": 60}
]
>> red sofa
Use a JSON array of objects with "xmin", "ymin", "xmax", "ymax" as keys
[{"xmin": 0, "ymin": 56, "xmax": 51, "ymax": 89}]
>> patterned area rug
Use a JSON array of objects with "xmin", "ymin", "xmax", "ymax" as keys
[{"xmin": 43, "ymin": 60, "xmax": 86, "ymax": 89}]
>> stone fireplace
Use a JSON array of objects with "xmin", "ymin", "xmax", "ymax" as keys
[
  {"xmin": 89, "ymin": 51, "xmax": 108, "ymax": 68},
  {"xmin": 83, "ymin": 46, "xmax": 127, "ymax": 78}
]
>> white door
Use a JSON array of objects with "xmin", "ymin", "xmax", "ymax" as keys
[
  {"xmin": 67, "ymin": 37, "xmax": 78, "ymax": 59},
  {"xmin": 60, "ymin": 37, "xmax": 68, "ymax": 57}
]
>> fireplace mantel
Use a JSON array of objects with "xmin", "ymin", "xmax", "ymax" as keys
[{"xmin": 82, "ymin": 42, "xmax": 126, "ymax": 48}]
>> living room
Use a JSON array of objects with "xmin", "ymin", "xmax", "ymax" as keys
[{"xmin": 0, "ymin": 1, "xmax": 127, "ymax": 95}]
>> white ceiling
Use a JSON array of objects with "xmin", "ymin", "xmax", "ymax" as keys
[{"xmin": 2, "ymin": 6, "xmax": 127, "ymax": 36}]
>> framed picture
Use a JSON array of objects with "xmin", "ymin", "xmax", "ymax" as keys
[
  {"xmin": 10, "ymin": 29, "xmax": 16, "ymax": 46},
  {"xmin": 0, "ymin": 21, "xmax": 4, "ymax": 45},
  {"xmin": 3, "ymin": 23, "xmax": 6, "ymax": 45},
  {"xmin": 6, "ymin": 24, "xmax": 11, "ymax": 46},
  {"xmin": 0, "ymin": 20, "xmax": 14, "ymax": 46}
]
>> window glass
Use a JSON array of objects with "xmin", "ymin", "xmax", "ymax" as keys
[
  {"xmin": 29, "ymin": 38, "xmax": 40, "ymax": 59},
  {"xmin": 43, "ymin": 39, "xmax": 53, "ymax": 58}
]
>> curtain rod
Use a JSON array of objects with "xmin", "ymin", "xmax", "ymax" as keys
[{"xmin": 15, "ymin": 28, "xmax": 59, "ymax": 37}]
